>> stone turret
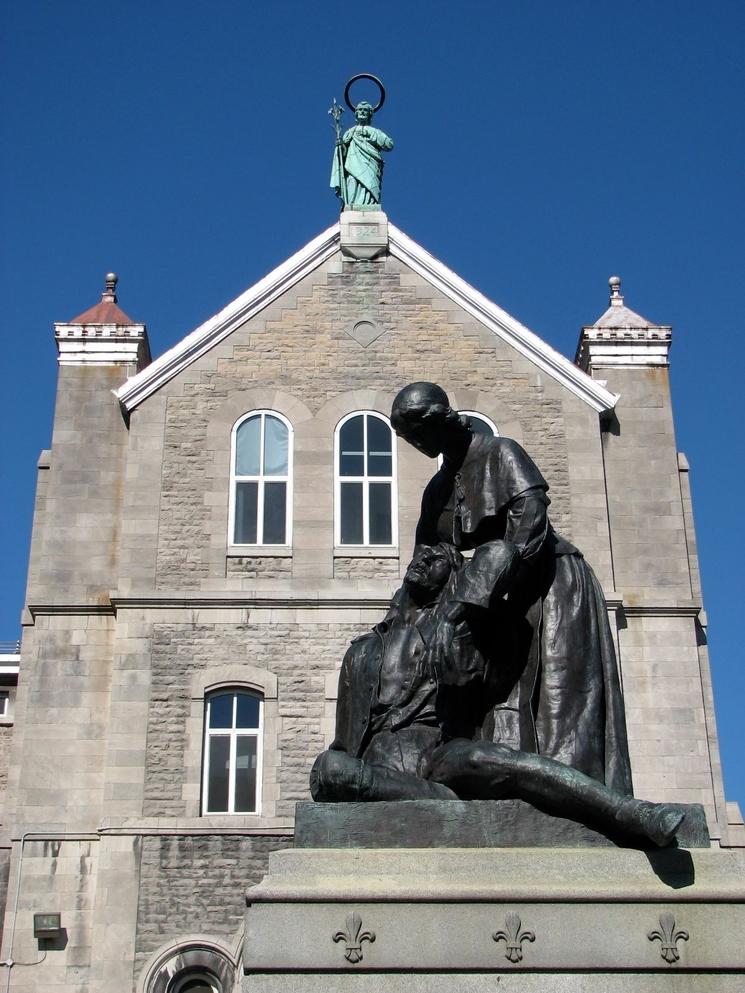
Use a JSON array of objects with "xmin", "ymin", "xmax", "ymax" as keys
[
  {"xmin": 576, "ymin": 278, "xmax": 729, "ymax": 839},
  {"xmin": 576, "ymin": 276, "xmax": 682, "ymax": 596},
  {"xmin": 25, "ymin": 274, "xmax": 150, "ymax": 609}
]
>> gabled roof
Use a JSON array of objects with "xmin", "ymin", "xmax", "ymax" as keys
[{"xmin": 115, "ymin": 221, "xmax": 618, "ymax": 415}]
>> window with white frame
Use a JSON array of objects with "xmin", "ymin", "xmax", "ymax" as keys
[
  {"xmin": 202, "ymin": 689, "xmax": 263, "ymax": 815},
  {"xmin": 230, "ymin": 411, "xmax": 292, "ymax": 546},
  {"xmin": 335, "ymin": 412, "xmax": 396, "ymax": 546},
  {"xmin": 0, "ymin": 692, "xmax": 8, "ymax": 719}
]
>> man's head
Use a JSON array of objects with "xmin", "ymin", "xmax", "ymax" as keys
[
  {"xmin": 355, "ymin": 101, "xmax": 374, "ymax": 124},
  {"xmin": 404, "ymin": 543, "xmax": 463, "ymax": 600},
  {"xmin": 391, "ymin": 382, "xmax": 460, "ymax": 458}
]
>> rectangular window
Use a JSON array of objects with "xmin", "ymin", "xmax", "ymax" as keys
[
  {"xmin": 206, "ymin": 736, "xmax": 230, "ymax": 813},
  {"xmin": 234, "ymin": 482, "xmax": 258, "ymax": 544},
  {"xmin": 369, "ymin": 482, "xmax": 392, "ymax": 544},
  {"xmin": 234, "ymin": 736, "xmax": 258, "ymax": 813},
  {"xmin": 340, "ymin": 482, "xmax": 364, "ymax": 544},
  {"xmin": 262, "ymin": 481, "xmax": 287, "ymax": 544}
]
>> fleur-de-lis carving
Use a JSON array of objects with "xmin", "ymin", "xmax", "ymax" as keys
[
  {"xmin": 493, "ymin": 911, "xmax": 536, "ymax": 963},
  {"xmin": 648, "ymin": 912, "xmax": 689, "ymax": 964},
  {"xmin": 333, "ymin": 911, "xmax": 376, "ymax": 964}
]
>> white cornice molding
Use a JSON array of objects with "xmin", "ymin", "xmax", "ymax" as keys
[
  {"xmin": 55, "ymin": 322, "xmax": 150, "ymax": 367},
  {"xmin": 387, "ymin": 224, "xmax": 618, "ymax": 415},
  {"xmin": 116, "ymin": 224, "xmax": 340, "ymax": 412},
  {"xmin": 575, "ymin": 326, "xmax": 673, "ymax": 370}
]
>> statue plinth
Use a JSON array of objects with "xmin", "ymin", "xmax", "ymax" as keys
[
  {"xmin": 243, "ymin": 842, "xmax": 745, "ymax": 990},
  {"xmin": 340, "ymin": 209, "xmax": 388, "ymax": 260}
]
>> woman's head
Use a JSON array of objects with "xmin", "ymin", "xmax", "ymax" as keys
[{"xmin": 391, "ymin": 382, "xmax": 467, "ymax": 458}]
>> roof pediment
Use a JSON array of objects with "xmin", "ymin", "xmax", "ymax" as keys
[{"xmin": 115, "ymin": 221, "xmax": 617, "ymax": 415}]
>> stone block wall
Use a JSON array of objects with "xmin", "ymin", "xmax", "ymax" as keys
[
  {"xmin": 134, "ymin": 834, "xmax": 289, "ymax": 983},
  {"xmin": 1, "ymin": 839, "xmax": 98, "ymax": 992},
  {"xmin": 142, "ymin": 619, "xmax": 361, "ymax": 820},
  {"xmin": 8, "ymin": 614, "xmax": 115, "ymax": 834},
  {"xmin": 0, "ymin": 724, "xmax": 14, "ymax": 819}
]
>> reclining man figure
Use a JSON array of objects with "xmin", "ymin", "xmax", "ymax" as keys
[
  {"xmin": 311, "ymin": 544, "xmax": 684, "ymax": 846},
  {"xmin": 311, "ymin": 543, "xmax": 478, "ymax": 803}
]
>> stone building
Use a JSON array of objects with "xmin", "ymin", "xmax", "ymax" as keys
[{"xmin": 1, "ymin": 212, "xmax": 742, "ymax": 992}]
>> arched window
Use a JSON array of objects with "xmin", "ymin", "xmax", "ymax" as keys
[
  {"xmin": 230, "ymin": 411, "xmax": 292, "ymax": 546},
  {"xmin": 335, "ymin": 412, "xmax": 396, "ymax": 546},
  {"xmin": 144, "ymin": 940, "xmax": 235, "ymax": 993},
  {"xmin": 202, "ymin": 689, "xmax": 263, "ymax": 815}
]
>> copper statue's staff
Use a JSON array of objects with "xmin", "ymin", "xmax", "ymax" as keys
[{"xmin": 328, "ymin": 98, "xmax": 348, "ymax": 208}]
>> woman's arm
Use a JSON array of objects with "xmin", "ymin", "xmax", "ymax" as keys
[{"xmin": 450, "ymin": 487, "xmax": 549, "ymax": 610}]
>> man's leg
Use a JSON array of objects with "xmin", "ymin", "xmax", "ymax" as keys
[
  {"xmin": 311, "ymin": 749, "xmax": 457, "ymax": 803},
  {"xmin": 428, "ymin": 739, "xmax": 684, "ymax": 846}
]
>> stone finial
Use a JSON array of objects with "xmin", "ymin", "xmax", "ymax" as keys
[
  {"xmin": 609, "ymin": 275, "xmax": 623, "ymax": 306},
  {"xmin": 103, "ymin": 272, "xmax": 118, "ymax": 303}
]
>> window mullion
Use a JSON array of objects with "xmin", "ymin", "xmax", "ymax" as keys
[
  {"xmin": 363, "ymin": 413, "xmax": 368, "ymax": 478},
  {"xmin": 362, "ymin": 477, "xmax": 370, "ymax": 545},
  {"xmin": 257, "ymin": 480, "xmax": 265, "ymax": 544},
  {"xmin": 230, "ymin": 694, "xmax": 238, "ymax": 814},
  {"xmin": 362, "ymin": 415, "xmax": 369, "ymax": 544},
  {"xmin": 257, "ymin": 415, "xmax": 266, "ymax": 544},
  {"xmin": 259, "ymin": 413, "xmax": 266, "ymax": 476},
  {"xmin": 203, "ymin": 728, "xmax": 211, "ymax": 815},
  {"xmin": 228, "ymin": 730, "xmax": 237, "ymax": 814}
]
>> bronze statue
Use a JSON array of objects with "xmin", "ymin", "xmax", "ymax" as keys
[
  {"xmin": 390, "ymin": 382, "xmax": 632, "ymax": 793},
  {"xmin": 310, "ymin": 381, "xmax": 686, "ymax": 846},
  {"xmin": 311, "ymin": 542, "xmax": 683, "ymax": 846}
]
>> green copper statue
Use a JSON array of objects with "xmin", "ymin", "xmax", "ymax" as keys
[{"xmin": 330, "ymin": 75, "xmax": 393, "ymax": 209}]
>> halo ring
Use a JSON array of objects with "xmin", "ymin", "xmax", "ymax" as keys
[{"xmin": 344, "ymin": 74, "xmax": 385, "ymax": 113}]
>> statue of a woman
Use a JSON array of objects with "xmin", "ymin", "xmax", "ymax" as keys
[
  {"xmin": 391, "ymin": 382, "xmax": 634, "ymax": 795},
  {"xmin": 331, "ymin": 101, "xmax": 393, "ymax": 208}
]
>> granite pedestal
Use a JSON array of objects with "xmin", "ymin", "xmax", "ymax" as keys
[{"xmin": 243, "ymin": 801, "xmax": 744, "ymax": 991}]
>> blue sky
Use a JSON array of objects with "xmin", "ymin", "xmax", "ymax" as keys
[{"xmin": 2, "ymin": 1, "xmax": 743, "ymax": 814}]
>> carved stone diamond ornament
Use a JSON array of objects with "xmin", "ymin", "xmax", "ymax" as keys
[{"xmin": 345, "ymin": 317, "xmax": 386, "ymax": 348}]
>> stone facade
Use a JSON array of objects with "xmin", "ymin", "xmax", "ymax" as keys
[{"xmin": 1, "ymin": 220, "xmax": 740, "ymax": 992}]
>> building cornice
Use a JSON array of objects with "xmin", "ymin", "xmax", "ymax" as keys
[
  {"xmin": 55, "ymin": 322, "xmax": 151, "ymax": 368},
  {"xmin": 25, "ymin": 594, "xmax": 702, "ymax": 618},
  {"xmin": 575, "ymin": 325, "xmax": 672, "ymax": 370}
]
